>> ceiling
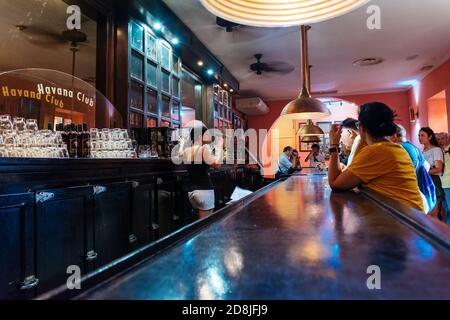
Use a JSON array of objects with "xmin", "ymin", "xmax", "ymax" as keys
[
  {"xmin": 163, "ymin": 0, "xmax": 450, "ymax": 100},
  {"xmin": 0, "ymin": 0, "xmax": 97, "ymax": 83}
]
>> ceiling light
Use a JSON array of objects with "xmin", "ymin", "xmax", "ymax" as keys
[
  {"xmin": 198, "ymin": 60, "xmax": 204, "ymax": 66},
  {"xmin": 171, "ymin": 37, "xmax": 179, "ymax": 45},
  {"xmin": 200, "ymin": 0, "xmax": 370, "ymax": 28},
  {"xmin": 353, "ymin": 57, "xmax": 383, "ymax": 67},
  {"xmin": 406, "ymin": 54, "xmax": 419, "ymax": 61},
  {"xmin": 421, "ymin": 65, "xmax": 434, "ymax": 72},
  {"xmin": 224, "ymin": 83, "xmax": 228, "ymax": 87},
  {"xmin": 230, "ymin": 89, "xmax": 234, "ymax": 93},
  {"xmin": 297, "ymin": 120, "xmax": 325, "ymax": 137},
  {"xmin": 207, "ymin": 69, "xmax": 214, "ymax": 75},
  {"xmin": 280, "ymin": 26, "xmax": 330, "ymax": 120},
  {"xmin": 153, "ymin": 22, "xmax": 162, "ymax": 30}
]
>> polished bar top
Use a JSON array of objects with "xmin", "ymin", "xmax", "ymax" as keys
[{"xmin": 78, "ymin": 175, "xmax": 450, "ymax": 300}]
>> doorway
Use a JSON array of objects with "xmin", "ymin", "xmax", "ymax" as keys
[{"xmin": 427, "ymin": 90, "xmax": 448, "ymax": 133}]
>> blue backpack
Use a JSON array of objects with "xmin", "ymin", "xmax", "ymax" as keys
[{"xmin": 414, "ymin": 148, "xmax": 437, "ymax": 210}]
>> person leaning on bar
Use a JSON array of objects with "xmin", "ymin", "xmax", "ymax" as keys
[{"xmin": 327, "ymin": 102, "xmax": 424, "ymax": 212}]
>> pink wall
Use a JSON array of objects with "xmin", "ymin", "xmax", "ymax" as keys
[
  {"xmin": 408, "ymin": 59, "xmax": 450, "ymax": 146},
  {"xmin": 248, "ymin": 91, "xmax": 411, "ymax": 136}
]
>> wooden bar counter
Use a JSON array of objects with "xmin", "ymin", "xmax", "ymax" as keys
[
  {"xmin": 0, "ymin": 158, "xmax": 263, "ymax": 299},
  {"xmin": 75, "ymin": 172, "xmax": 450, "ymax": 300}
]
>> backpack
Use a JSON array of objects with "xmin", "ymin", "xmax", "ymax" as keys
[{"xmin": 413, "ymin": 147, "xmax": 437, "ymax": 210}]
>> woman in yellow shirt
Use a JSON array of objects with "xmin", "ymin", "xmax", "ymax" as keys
[{"xmin": 328, "ymin": 102, "xmax": 424, "ymax": 212}]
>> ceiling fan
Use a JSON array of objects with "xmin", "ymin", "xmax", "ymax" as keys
[
  {"xmin": 250, "ymin": 54, "xmax": 295, "ymax": 75},
  {"xmin": 16, "ymin": 25, "xmax": 89, "ymax": 76},
  {"xmin": 15, "ymin": 24, "xmax": 89, "ymax": 47}
]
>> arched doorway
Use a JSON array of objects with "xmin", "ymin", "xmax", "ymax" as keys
[{"xmin": 261, "ymin": 98, "xmax": 358, "ymax": 177}]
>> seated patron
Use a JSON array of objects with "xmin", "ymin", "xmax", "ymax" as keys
[
  {"xmin": 182, "ymin": 126, "xmax": 222, "ymax": 218},
  {"xmin": 275, "ymin": 146, "xmax": 298, "ymax": 179},
  {"xmin": 305, "ymin": 144, "xmax": 326, "ymax": 167},
  {"xmin": 328, "ymin": 102, "xmax": 424, "ymax": 212}
]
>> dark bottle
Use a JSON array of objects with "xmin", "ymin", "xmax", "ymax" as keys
[
  {"xmin": 82, "ymin": 124, "xmax": 91, "ymax": 158},
  {"xmin": 47, "ymin": 123, "xmax": 53, "ymax": 131},
  {"xmin": 76, "ymin": 124, "xmax": 90, "ymax": 158},
  {"xmin": 62, "ymin": 124, "xmax": 70, "ymax": 151},
  {"xmin": 68, "ymin": 124, "xmax": 78, "ymax": 158}
]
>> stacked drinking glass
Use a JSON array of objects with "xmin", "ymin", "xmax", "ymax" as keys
[
  {"xmin": 89, "ymin": 128, "xmax": 137, "ymax": 159},
  {"xmin": 0, "ymin": 115, "xmax": 69, "ymax": 158}
]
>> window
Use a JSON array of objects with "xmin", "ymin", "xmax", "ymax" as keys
[
  {"xmin": 161, "ymin": 71, "xmax": 170, "ymax": 94},
  {"xmin": 131, "ymin": 21, "xmax": 144, "ymax": 51},
  {"xmin": 131, "ymin": 53, "xmax": 143, "ymax": 80},
  {"xmin": 162, "ymin": 95, "xmax": 171, "ymax": 119},
  {"xmin": 172, "ymin": 77, "xmax": 180, "ymax": 98},
  {"xmin": 160, "ymin": 43, "xmax": 171, "ymax": 71},
  {"xmin": 147, "ymin": 89, "xmax": 158, "ymax": 114},
  {"xmin": 171, "ymin": 100, "xmax": 180, "ymax": 122},
  {"xmin": 130, "ymin": 112, "xmax": 143, "ymax": 128},
  {"xmin": 130, "ymin": 81, "xmax": 144, "ymax": 110},
  {"xmin": 146, "ymin": 61, "xmax": 157, "ymax": 87},
  {"xmin": 146, "ymin": 32, "xmax": 157, "ymax": 60},
  {"xmin": 172, "ymin": 54, "xmax": 179, "ymax": 75},
  {"xmin": 129, "ymin": 20, "xmax": 181, "ymax": 129}
]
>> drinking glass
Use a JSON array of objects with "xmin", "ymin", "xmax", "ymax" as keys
[
  {"xmin": 25, "ymin": 119, "xmax": 38, "ymax": 131},
  {"xmin": 3, "ymin": 130, "xmax": 17, "ymax": 146},
  {"xmin": 100, "ymin": 128, "xmax": 110, "ymax": 141},
  {"xmin": 120, "ymin": 129, "xmax": 129, "ymax": 140},
  {"xmin": 0, "ymin": 115, "xmax": 13, "ymax": 131},
  {"xmin": 90, "ymin": 128, "xmax": 100, "ymax": 140},
  {"xmin": 13, "ymin": 117, "xmax": 26, "ymax": 131}
]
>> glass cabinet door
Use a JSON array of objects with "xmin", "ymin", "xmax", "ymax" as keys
[
  {"xmin": 146, "ymin": 61, "xmax": 158, "ymax": 88},
  {"xmin": 146, "ymin": 32, "xmax": 157, "ymax": 61},
  {"xmin": 131, "ymin": 21, "xmax": 144, "ymax": 52},
  {"xmin": 160, "ymin": 44, "xmax": 171, "ymax": 71}
]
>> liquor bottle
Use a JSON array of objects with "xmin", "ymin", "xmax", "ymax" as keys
[
  {"xmin": 62, "ymin": 124, "xmax": 70, "ymax": 153},
  {"xmin": 68, "ymin": 124, "xmax": 78, "ymax": 158},
  {"xmin": 76, "ymin": 124, "xmax": 83, "ymax": 158},
  {"xmin": 79, "ymin": 123, "xmax": 90, "ymax": 158}
]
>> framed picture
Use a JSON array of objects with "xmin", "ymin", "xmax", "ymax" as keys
[
  {"xmin": 317, "ymin": 121, "xmax": 332, "ymax": 148},
  {"xmin": 300, "ymin": 142, "xmax": 316, "ymax": 152}
]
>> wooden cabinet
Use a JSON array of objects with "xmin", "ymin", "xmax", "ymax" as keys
[
  {"xmin": 131, "ymin": 181, "xmax": 156, "ymax": 248},
  {"xmin": 35, "ymin": 186, "xmax": 94, "ymax": 295},
  {"xmin": 0, "ymin": 193, "xmax": 35, "ymax": 299},
  {"xmin": 93, "ymin": 182, "xmax": 132, "ymax": 268}
]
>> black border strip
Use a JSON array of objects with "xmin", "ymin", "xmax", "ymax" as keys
[{"xmin": 36, "ymin": 178, "xmax": 285, "ymax": 300}]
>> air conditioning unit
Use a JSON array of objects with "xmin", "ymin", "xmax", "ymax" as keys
[{"xmin": 235, "ymin": 97, "xmax": 269, "ymax": 115}]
